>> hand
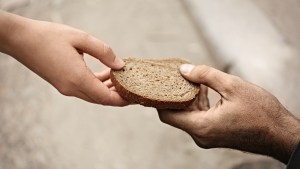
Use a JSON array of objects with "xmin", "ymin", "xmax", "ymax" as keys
[
  {"xmin": 0, "ymin": 11, "xmax": 128, "ymax": 106},
  {"xmin": 158, "ymin": 64, "xmax": 300, "ymax": 164}
]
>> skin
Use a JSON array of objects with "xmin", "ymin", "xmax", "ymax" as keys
[
  {"xmin": 0, "ymin": 10, "xmax": 128, "ymax": 106},
  {"xmin": 158, "ymin": 64, "xmax": 300, "ymax": 164},
  {"xmin": 2, "ymin": 10, "xmax": 299, "ymax": 165}
]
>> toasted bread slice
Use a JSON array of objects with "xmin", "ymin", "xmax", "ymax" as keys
[{"xmin": 110, "ymin": 58, "xmax": 199, "ymax": 109}]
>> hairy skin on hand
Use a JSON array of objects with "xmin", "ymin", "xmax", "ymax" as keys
[{"xmin": 158, "ymin": 64, "xmax": 300, "ymax": 164}]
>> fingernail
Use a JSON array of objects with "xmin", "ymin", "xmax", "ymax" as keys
[
  {"xmin": 180, "ymin": 64, "xmax": 195, "ymax": 74},
  {"xmin": 114, "ymin": 57, "xmax": 125, "ymax": 67}
]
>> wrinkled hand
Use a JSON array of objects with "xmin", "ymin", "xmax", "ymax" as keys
[
  {"xmin": 1, "ymin": 12, "xmax": 128, "ymax": 106},
  {"xmin": 158, "ymin": 64, "xmax": 300, "ymax": 164}
]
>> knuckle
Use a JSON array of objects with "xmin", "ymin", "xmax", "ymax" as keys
[
  {"xmin": 158, "ymin": 113, "xmax": 168, "ymax": 123},
  {"xmin": 199, "ymin": 142, "xmax": 213, "ymax": 149},
  {"xmin": 80, "ymin": 31, "xmax": 91, "ymax": 41},
  {"xmin": 76, "ymin": 31, "xmax": 92, "ymax": 46},
  {"xmin": 194, "ymin": 65, "xmax": 211, "ymax": 78},
  {"xmin": 223, "ymin": 75, "xmax": 242, "ymax": 94},
  {"xmin": 192, "ymin": 137, "xmax": 213, "ymax": 149},
  {"xmin": 93, "ymin": 91, "xmax": 111, "ymax": 105},
  {"xmin": 95, "ymin": 97, "xmax": 109, "ymax": 105},
  {"xmin": 102, "ymin": 43, "xmax": 113, "ymax": 56},
  {"xmin": 57, "ymin": 85, "xmax": 72, "ymax": 96},
  {"xmin": 225, "ymin": 75, "xmax": 238, "ymax": 88},
  {"xmin": 158, "ymin": 112, "xmax": 174, "ymax": 125},
  {"xmin": 230, "ymin": 75, "xmax": 243, "ymax": 85},
  {"xmin": 74, "ymin": 31, "xmax": 91, "ymax": 51}
]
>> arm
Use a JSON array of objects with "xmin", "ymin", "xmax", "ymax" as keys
[
  {"xmin": 0, "ymin": 10, "xmax": 128, "ymax": 106},
  {"xmin": 158, "ymin": 64, "xmax": 300, "ymax": 164}
]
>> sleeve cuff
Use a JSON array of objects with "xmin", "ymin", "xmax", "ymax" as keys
[{"xmin": 287, "ymin": 141, "xmax": 300, "ymax": 169}]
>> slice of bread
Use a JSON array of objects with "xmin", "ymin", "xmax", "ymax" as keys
[{"xmin": 110, "ymin": 58, "xmax": 199, "ymax": 109}]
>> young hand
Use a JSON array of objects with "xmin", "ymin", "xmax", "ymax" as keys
[{"xmin": 0, "ymin": 11, "xmax": 128, "ymax": 106}]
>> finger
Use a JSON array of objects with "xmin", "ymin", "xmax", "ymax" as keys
[
  {"xmin": 189, "ymin": 85, "xmax": 210, "ymax": 111},
  {"xmin": 189, "ymin": 96, "xmax": 200, "ymax": 111},
  {"xmin": 94, "ymin": 69, "xmax": 111, "ymax": 81},
  {"xmin": 110, "ymin": 86, "xmax": 116, "ymax": 91},
  {"xmin": 189, "ymin": 134, "xmax": 211, "ymax": 149},
  {"xmin": 79, "ymin": 72, "xmax": 129, "ymax": 106},
  {"xmin": 108, "ymin": 86, "xmax": 136, "ymax": 105},
  {"xmin": 73, "ymin": 33, "xmax": 124, "ymax": 69},
  {"xmin": 180, "ymin": 64, "xmax": 234, "ymax": 96},
  {"xmin": 108, "ymin": 87, "xmax": 135, "ymax": 105},
  {"xmin": 104, "ymin": 79, "xmax": 113, "ymax": 88},
  {"xmin": 74, "ymin": 90, "xmax": 96, "ymax": 103},
  {"xmin": 158, "ymin": 109, "xmax": 204, "ymax": 131},
  {"xmin": 198, "ymin": 85, "xmax": 210, "ymax": 111}
]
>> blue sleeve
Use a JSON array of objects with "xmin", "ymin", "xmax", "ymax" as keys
[{"xmin": 287, "ymin": 142, "xmax": 300, "ymax": 169}]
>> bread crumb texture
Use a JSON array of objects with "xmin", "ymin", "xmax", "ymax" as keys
[{"xmin": 111, "ymin": 58, "xmax": 199, "ymax": 109}]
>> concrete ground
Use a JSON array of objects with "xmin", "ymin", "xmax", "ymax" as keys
[{"xmin": 1, "ymin": 0, "xmax": 299, "ymax": 169}]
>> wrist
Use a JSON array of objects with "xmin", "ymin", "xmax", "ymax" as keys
[
  {"xmin": 0, "ymin": 11, "xmax": 32, "ymax": 55},
  {"xmin": 269, "ymin": 110, "xmax": 300, "ymax": 164}
]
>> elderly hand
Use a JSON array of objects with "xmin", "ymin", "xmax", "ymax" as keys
[
  {"xmin": 158, "ymin": 64, "xmax": 300, "ymax": 164},
  {"xmin": 0, "ymin": 11, "xmax": 128, "ymax": 106}
]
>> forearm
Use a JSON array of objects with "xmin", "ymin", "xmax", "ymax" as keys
[{"xmin": 0, "ymin": 10, "xmax": 30, "ymax": 55}]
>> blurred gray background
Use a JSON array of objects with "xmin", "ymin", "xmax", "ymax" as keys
[{"xmin": 0, "ymin": 0, "xmax": 299, "ymax": 169}]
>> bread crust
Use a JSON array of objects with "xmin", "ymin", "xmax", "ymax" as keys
[{"xmin": 110, "ymin": 70, "xmax": 197, "ymax": 109}]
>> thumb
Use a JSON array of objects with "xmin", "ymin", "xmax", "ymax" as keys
[
  {"xmin": 180, "ymin": 64, "xmax": 233, "ymax": 95},
  {"xmin": 74, "ymin": 33, "xmax": 124, "ymax": 69}
]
